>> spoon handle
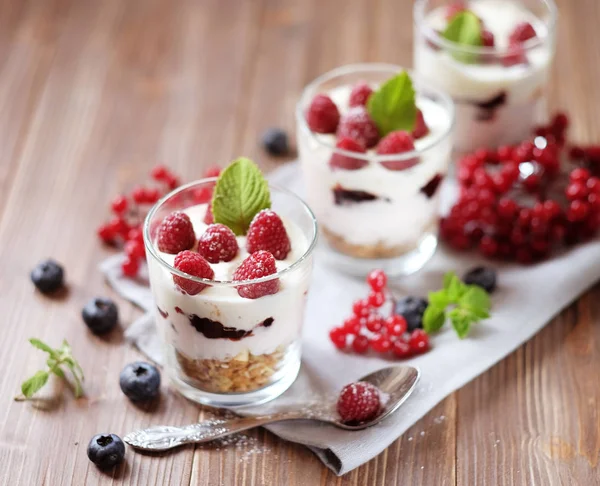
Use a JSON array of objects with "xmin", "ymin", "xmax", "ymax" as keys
[{"xmin": 124, "ymin": 412, "xmax": 306, "ymax": 451}]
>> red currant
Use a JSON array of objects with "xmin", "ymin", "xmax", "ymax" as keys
[
  {"xmin": 370, "ymin": 335, "xmax": 392, "ymax": 354},
  {"xmin": 366, "ymin": 314, "xmax": 383, "ymax": 333},
  {"xmin": 111, "ymin": 195, "xmax": 128, "ymax": 214},
  {"xmin": 132, "ymin": 186, "xmax": 147, "ymax": 204},
  {"xmin": 497, "ymin": 198, "xmax": 518, "ymax": 219},
  {"xmin": 342, "ymin": 317, "xmax": 362, "ymax": 335},
  {"xmin": 566, "ymin": 182, "xmax": 588, "ymax": 201},
  {"xmin": 97, "ymin": 224, "xmax": 117, "ymax": 243},
  {"xmin": 329, "ymin": 327, "xmax": 347, "ymax": 349},
  {"xmin": 367, "ymin": 291, "xmax": 386, "ymax": 308},
  {"xmin": 570, "ymin": 168, "xmax": 591, "ymax": 183},
  {"xmin": 568, "ymin": 200, "xmax": 590, "ymax": 222},
  {"xmin": 151, "ymin": 165, "xmax": 170, "ymax": 181},
  {"xmin": 204, "ymin": 166, "xmax": 222, "ymax": 178},
  {"xmin": 392, "ymin": 339, "xmax": 412, "ymax": 359},
  {"xmin": 122, "ymin": 256, "xmax": 140, "ymax": 277},
  {"xmin": 409, "ymin": 329, "xmax": 430, "ymax": 354},
  {"xmin": 125, "ymin": 240, "xmax": 145, "ymax": 259},
  {"xmin": 479, "ymin": 235, "xmax": 499, "ymax": 257},
  {"xmin": 145, "ymin": 187, "xmax": 161, "ymax": 204},
  {"xmin": 127, "ymin": 227, "xmax": 144, "ymax": 244},
  {"xmin": 352, "ymin": 335, "xmax": 369, "ymax": 354},
  {"xmin": 385, "ymin": 315, "xmax": 407, "ymax": 336},
  {"xmin": 366, "ymin": 269, "xmax": 387, "ymax": 292},
  {"xmin": 352, "ymin": 299, "xmax": 370, "ymax": 317}
]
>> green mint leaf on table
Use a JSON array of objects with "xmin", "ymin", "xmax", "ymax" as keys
[
  {"xmin": 423, "ymin": 271, "xmax": 492, "ymax": 338},
  {"xmin": 442, "ymin": 11, "xmax": 482, "ymax": 64},
  {"xmin": 423, "ymin": 304, "xmax": 446, "ymax": 333},
  {"xmin": 366, "ymin": 71, "xmax": 417, "ymax": 137},
  {"xmin": 16, "ymin": 338, "xmax": 85, "ymax": 401},
  {"xmin": 21, "ymin": 371, "xmax": 49, "ymax": 399},
  {"xmin": 212, "ymin": 157, "xmax": 271, "ymax": 236}
]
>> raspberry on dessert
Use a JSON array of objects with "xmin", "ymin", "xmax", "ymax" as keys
[
  {"xmin": 509, "ymin": 22, "xmax": 537, "ymax": 44},
  {"xmin": 502, "ymin": 44, "xmax": 528, "ymax": 67},
  {"xmin": 173, "ymin": 250, "xmax": 214, "ymax": 295},
  {"xmin": 306, "ymin": 94, "xmax": 340, "ymax": 134},
  {"xmin": 329, "ymin": 137, "xmax": 368, "ymax": 170},
  {"xmin": 246, "ymin": 209, "xmax": 291, "ymax": 260},
  {"xmin": 197, "ymin": 224, "xmax": 239, "ymax": 263},
  {"xmin": 377, "ymin": 130, "xmax": 419, "ymax": 171},
  {"xmin": 156, "ymin": 211, "xmax": 196, "ymax": 254},
  {"xmin": 204, "ymin": 203, "xmax": 214, "ymax": 225},
  {"xmin": 233, "ymin": 250, "xmax": 279, "ymax": 299},
  {"xmin": 445, "ymin": 1, "xmax": 467, "ymax": 20},
  {"xmin": 348, "ymin": 82, "xmax": 373, "ymax": 108},
  {"xmin": 411, "ymin": 109, "xmax": 429, "ymax": 139},
  {"xmin": 481, "ymin": 29, "xmax": 495, "ymax": 47},
  {"xmin": 337, "ymin": 106, "xmax": 380, "ymax": 149},
  {"xmin": 337, "ymin": 381, "xmax": 381, "ymax": 424}
]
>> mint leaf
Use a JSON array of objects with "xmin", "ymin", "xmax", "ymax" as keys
[
  {"xmin": 459, "ymin": 286, "xmax": 491, "ymax": 319},
  {"xmin": 21, "ymin": 371, "xmax": 49, "ymax": 398},
  {"xmin": 366, "ymin": 72, "xmax": 417, "ymax": 137},
  {"xmin": 212, "ymin": 158, "xmax": 271, "ymax": 235},
  {"xmin": 428, "ymin": 289, "xmax": 450, "ymax": 309},
  {"xmin": 442, "ymin": 11, "xmax": 482, "ymax": 64},
  {"xmin": 448, "ymin": 307, "xmax": 477, "ymax": 339},
  {"xmin": 423, "ymin": 305, "xmax": 446, "ymax": 333},
  {"xmin": 444, "ymin": 272, "xmax": 467, "ymax": 302},
  {"xmin": 29, "ymin": 338, "xmax": 56, "ymax": 357}
]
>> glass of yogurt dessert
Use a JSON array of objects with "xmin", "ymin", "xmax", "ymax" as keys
[
  {"xmin": 296, "ymin": 63, "xmax": 454, "ymax": 276},
  {"xmin": 144, "ymin": 159, "xmax": 317, "ymax": 407},
  {"xmin": 414, "ymin": 0, "xmax": 557, "ymax": 153}
]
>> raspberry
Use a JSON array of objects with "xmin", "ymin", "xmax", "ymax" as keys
[
  {"xmin": 193, "ymin": 186, "xmax": 213, "ymax": 204},
  {"xmin": 233, "ymin": 250, "xmax": 279, "ymax": 299},
  {"xmin": 351, "ymin": 335, "xmax": 369, "ymax": 354},
  {"xmin": 337, "ymin": 106, "xmax": 380, "ymax": 149},
  {"xmin": 173, "ymin": 251, "xmax": 214, "ymax": 295},
  {"xmin": 366, "ymin": 269, "xmax": 387, "ymax": 291},
  {"xmin": 197, "ymin": 224, "xmax": 239, "ymax": 263},
  {"xmin": 336, "ymin": 382, "xmax": 381, "ymax": 424},
  {"xmin": 348, "ymin": 82, "xmax": 373, "ymax": 107},
  {"xmin": 481, "ymin": 29, "xmax": 495, "ymax": 47},
  {"xmin": 509, "ymin": 22, "xmax": 537, "ymax": 44},
  {"xmin": 502, "ymin": 44, "xmax": 527, "ymax": 67},
  {"xmin": 204, "ymin": 166, "xmax": 222, "ymax": 178},
  {"xmin": 445, "ymin": 1, "xmax": 466, "ymax": 20},
  {"xmin": 246, "ymin": 210, "xmax": 291, "ymax": 260},
  {"xmin": 376, "ymin": 131, "xmax": 418, "ymax": 171},
  {"xmin": 306, "ymin": 94, "xmax": 340, "ymax": 134},
  {"xmin": 329, "ymin": 137, "xmax": 367, "ymax": 170},
  {"xmin": 411, "ymin": 109, "xmax": 429, "ymax": 139},
  {"xmin": 204, "ymin": 203, "xmax": 214, "ymax": 225},
  {"xmin": 409, "ymin": 329, "xmax": 430, "ymax": 354},
  {"xmin": 156, "ymin": 211, "xmax": 196, "ymax": 254}
]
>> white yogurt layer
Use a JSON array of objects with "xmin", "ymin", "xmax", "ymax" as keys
[
  {"xmin": 299, "ymin": 84, "xmax": 453, "ymax": 250},
  {"xmin": 146, "ymin": 204, "xmax": 311, "ymax": 361},
  {"xmin": 414, "ymin": 0, "xmax": 554, "ymax": 151}
]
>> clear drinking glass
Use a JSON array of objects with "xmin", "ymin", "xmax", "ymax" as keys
[
  {"xmin": 414, "ymin": 0, "xmax": 557, "ymax": 153},
  {"xmin": 296, "ymin": 63, "xmax": 454, "ymax": 277},
  {"xmin": 144, "ymin": 179, "xmax": 317, "ymax": 407}
]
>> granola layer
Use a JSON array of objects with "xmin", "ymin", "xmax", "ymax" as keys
[{"xmin": 175, "ymin": 347, "xmax": 286, "ymax": 393}]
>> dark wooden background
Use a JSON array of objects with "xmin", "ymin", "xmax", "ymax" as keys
[{"xmin": 0, "ymin": 0, "xmax": 598, "ymax": 484}]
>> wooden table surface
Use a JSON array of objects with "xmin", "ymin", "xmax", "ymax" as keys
[{"xmin": 1, "ymin": 0, "xmax": 599, "ymax": 484}]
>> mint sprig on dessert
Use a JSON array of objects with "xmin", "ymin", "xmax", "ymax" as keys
[
  {"xmin": 212, "ymin": 157, "xmax": 271, "ymax": 236},
  {"xmin": 16, "ymin": 338, "xmax": 85, "ymax": 400},
  {"xmin": 442, "ymin": 11, "xmax": 483, "ymax": 63},
  {"xmin": 366, "ymin": 72, "xmax": 417, "ymax": 137},
  {"xmin": 423, "ymin": 272, "xmax": 491, "ymax": 338}
]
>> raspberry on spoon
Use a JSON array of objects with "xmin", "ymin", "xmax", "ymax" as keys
[{"xmin": 337, "ymin": 381, "xmax": 382, "ymax": 424}]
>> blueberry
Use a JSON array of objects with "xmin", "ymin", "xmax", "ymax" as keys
[
  {"xmin": 31, "ymin": 259, "xmax": 64, "ymax": 294},
  {"xmin": 463, "ymin": 266, "xmax": 497, "ymax": 293},
  {"xmin": 87, "ymin": 433, "xmax": 125, "ymax": 469},
  {"xmin": 82, "ymin": 298, "xmax": 119, "ymax": 334},
  {"xmin": 394, "ymin": 296, "xmax": 428, "ymax": 331},
  {"xmin": 261, "ymin": 128, "xmax": 289, "ymax": 156},
  {"xmin": 119, "ymin": 361, "xmax": 161, "ymax": 402}
]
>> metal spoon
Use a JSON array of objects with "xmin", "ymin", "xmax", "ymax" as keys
[{"xmin": 124, "ymin": 365, "xmax": 419, "ymax": 452}]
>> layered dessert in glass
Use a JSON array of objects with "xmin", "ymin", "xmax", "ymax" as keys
[
  {"xmin": 144, "ymin": 159, "xmax": 317, "ymax": 407},
  {"xmin": 297, "ymin": 64, "xmax": 454, "ymax": 276},
  {"xmin": 414, "ymin": 0, "xmax": 557, "ymax": 153}
]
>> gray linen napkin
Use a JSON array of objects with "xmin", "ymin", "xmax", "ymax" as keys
[{"xmin": 101, "ymin": 162, "xmax": 600, "ymax": 475}]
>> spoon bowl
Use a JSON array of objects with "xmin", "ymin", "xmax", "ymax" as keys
[{"xmin": 124, "ymin": 365, "xmax": 420, "ymax": 451}]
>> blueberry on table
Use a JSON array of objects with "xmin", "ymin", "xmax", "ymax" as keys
[
  {"xmin": 82, "ymin": 298, "xmax": 119, "ymax": 334},
  {"xmin": 394, "ymin": 296, "xmax": 428, "ymax": 332},
  {"xmin": 87, "ymin": 433, "xmax": 125, "ymax": 469},
  {"xmin": 119, "ymin": 362, "xmax": 161, "ymax": 402},
  {"xmin": 261, "ymin": 128, "xmax": 289, "ymax": 156},
  {"xmin": 30, "ymin": 259, "xmax": 64, "ymax": 294},
  {"xmin": 463, "ymin": 266, "xmax": 497, "ymax": 293}
]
